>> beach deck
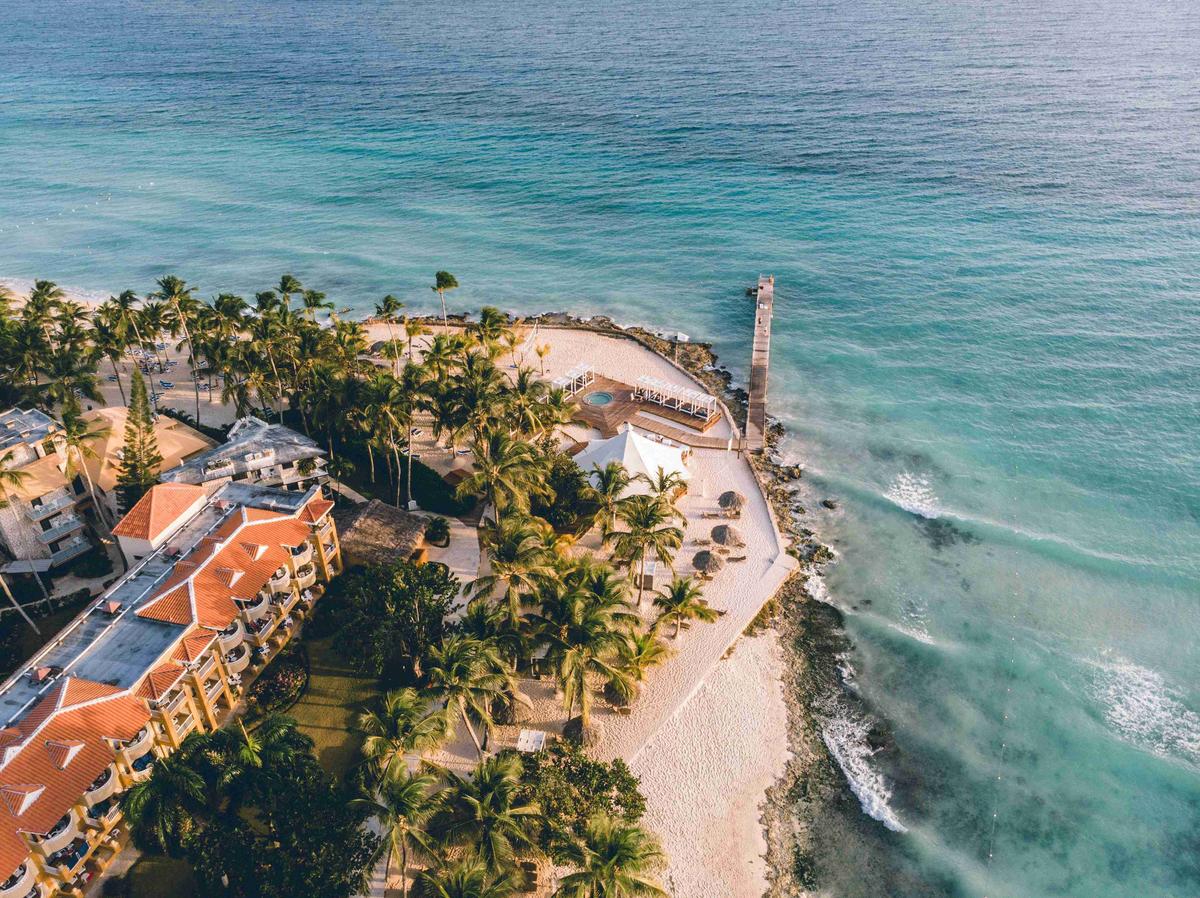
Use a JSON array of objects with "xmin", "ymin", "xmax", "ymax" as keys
[{"xmin": 745, "ymin": 275, "xmax": 775, "ymax": 453}]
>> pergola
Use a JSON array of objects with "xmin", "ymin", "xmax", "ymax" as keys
[
  {"xmin": 552, "ymin": 362, "xmax": 595, "ymax": 396},
  {"xmin": 633, "ymin": 375, "xmax": 718, "ymax": 421}
]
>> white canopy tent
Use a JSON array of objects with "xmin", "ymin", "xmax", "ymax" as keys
[{"xmin": 572, "ymin": 424, "xmax": 691, "ymax": 496}]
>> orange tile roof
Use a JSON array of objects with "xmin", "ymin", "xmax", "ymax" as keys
[
  {"xmin": 136, "ymin": 584, "xmax": 193, "ymax": 627},
  {"xmin": 172, "ymin": 631, "xmax": 215, "ymax": 664},
  {"xmin": 299, "ymin": 498, "xmax": 334, "ymax": 524},
  {"xmin": 136, "ymin": 664, "xmax": 183, "ymax": 701},
  {"xmin": 112, "ymin": 483, "xmax": 208, "ymax": 541},
  {"xmin": 0, "ymin": 679, "xmax": 149, "ymax": 875}
]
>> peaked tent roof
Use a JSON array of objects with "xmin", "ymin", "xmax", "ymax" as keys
[{"xmin": 572, "ymin": 425, "xmax": 690, "ymax": 497}]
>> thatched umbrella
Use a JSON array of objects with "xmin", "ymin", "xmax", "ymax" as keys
[
  {"xmin": 563, "ymin": 715, "xmax": 604, "ymax": 748},
  {"xmin": 718, "ymin": 490, "xmax": 746, "ymax": 512},
  {"xmin": 692, "ymin": 550, "xmax": 725, "ymax": 577},
  {"xmin": 711, "ymin": 524, "xmax": 745, "ymax": 548}
]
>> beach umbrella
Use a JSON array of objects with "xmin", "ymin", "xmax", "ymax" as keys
[
  {"xmin": 692, "ymin": 550, "xmax": 725, "ymax": 576},
  {"xmin": 718, "ymin": 490, "xmax": 746, "ymax": 512},
  {"xmin": 711, "ymin": 524, "xmax": 745, "ymax": 547}
]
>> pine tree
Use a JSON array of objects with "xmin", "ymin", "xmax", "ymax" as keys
[{"xmin": 116, "ymin": 369, "xmax": 163, "ymax": 512}]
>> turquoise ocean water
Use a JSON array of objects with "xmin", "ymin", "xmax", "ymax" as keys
[{"xmin": 2, "ymin": 1, "xmax": 1198, "ymax": 895}]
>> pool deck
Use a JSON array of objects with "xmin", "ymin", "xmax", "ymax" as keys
[{"xmin": 571, "ymin": 375, "xmax": 722, "ymax": 438}]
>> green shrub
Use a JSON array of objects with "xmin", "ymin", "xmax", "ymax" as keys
[
  {"xmin": 247, "ymin": 651, "xmax": 308, "ymax": 716},
  {"xmin": 530, "ymin": 450, "xmax": 599, "ymax": 535},
  {"xmin": 407, "ymin": 457, "xmax": 475, "ymax": 515},
  {"xmin": 424, "ymin": 516, "xmax": 451, "ymax": 546},
  {"xmin": 56, "ymin": 547, "xmax": 114, "ymax": 580}
]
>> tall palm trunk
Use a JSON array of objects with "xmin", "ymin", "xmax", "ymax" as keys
[
  {"xmin": 109, "ymin": 358, "xmax": 127, "ymax": 406},
  {"xmin": 405, "ymin": 427, "xmax": 415, "ymax": 508},
  {"xmin": 438, "ymin": 289, "xmax": 448, "ymax": 327},
  {"xmin": 0, "ymin": 573, "xmax": 39, "ymax": 634},
  {"xmin": 75, "ymin": 451, "xmax": 113, "ymax": 534},
  {"xmin": 458, "ymin": 697, "xmax": 485, "ymax": 758},
  {"xmin": 172, "ymin": 300, "xmax": 203, "ymax": 424}
]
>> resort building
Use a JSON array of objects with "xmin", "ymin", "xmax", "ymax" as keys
[
  {"xmin": 159, "ymin": 416, "xmax": 328, "ymax": 496},
  {"xmin": 0, "ymin": 409, "xmax": 93, "ymax": 572},
  {"xmin": 0, "ymin": 408, "xmax": 214, "ymax": 575},
  {"xmin": 0, "ymin": 480, "xmax": 341, "ymax": 898},
  {"xmin": 74, "ymin": 407, "xmax": 215, "ymax": 521}
]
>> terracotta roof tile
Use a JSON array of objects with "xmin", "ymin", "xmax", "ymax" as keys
[
  {"xmin": 44, "ymin": 740, "xmax": 84, "ymax": 771},
  {"xmin": 136, "ymin": 664, "xmax": 183, "ymax": 701},
  {"xmin": 136, "ymin": 584, "xmax": 193, "ymax": 627},
  {"xmin": 299, "ymin": 497, "xmax": 334, "ymax": 524},
  {"xmin": 112, "ymin": 483, "xmax": 207, "ymax": 541},
  {"xmin": 172, "ymin": 631, "xmax": 215, "ymax": 664}
]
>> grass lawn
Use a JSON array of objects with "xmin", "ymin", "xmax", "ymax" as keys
[
  {"xmin": 287, "ymin": 634, "xmax": 381, "ymax": 781},
  {"xmin": 124, "ymin": 855, "xmax": 199, "ymax": 898}
]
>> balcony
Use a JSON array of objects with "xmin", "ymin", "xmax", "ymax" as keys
[
  {"xmin": 217, "ymin": 618, "xmax": 245, "ymax": 654},
  {"xmin": 205, "ymin": 677, "xmax": 224, "ymax": 702},
  {"xmin": 83, "ymin": 765, "xmax": 121, "ymax": 807},
  {"xmin": 295, "ymin": 564, "xmax": 317, "ymax": 590},
  {"xmin": 26, "ymin": 492, "xmax": 74, "ymax": 522},
  {"xmin": 224, "ymin": 644, "xmax": 250, "ymax": 674},
  {"xmin": 129, "ymin": 751, "xmax": 155, "ymax": 783},
  {"xmin": 49, "ymin": 537, "xmax": 90, "ymax": 565},
  {"xmin": 0, "ymin": 861, "xmax": 35, "ymax": 898},
  {"xmin": 34, "ymin": 811, "xmax": 79, "ymax": 855},
  {"xmin": 85, "ymin": 796, "xmax": 122, "ymax": 831},
  {"xmin": 238, "ymin": 593, "xmax": 270, "ymax": 622},
  {"xmin": 175, "ymin": 715, "xmax": 196, "ymax": 738},
  {"xmin": 268, "ymin": 566, "xmax": 291, "ymax": 590},
  {"xmin": 37, "ymin": 515, "xmax": 84, "ymax": 544},
  {"xmin": 121, "ymin": 726, "xmax": 155, "ymax": 759},
  {"xmin": 46, "ymin": 836, "xmax": 89, "ymax": 876},
  {"xmin": 193, "ymin": 654, "xmax": 216, "ymax": 680},
  {"xmin": 247, "ymin": 615, "xmax": 278, "ymax": 646},
  {"xmin": 290, "ymin": 541, "xmax": 313, "ymax": 565}
]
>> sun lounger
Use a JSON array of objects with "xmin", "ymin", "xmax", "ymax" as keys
[{"xmin": 159, "ymin": 380, "xmax": 174, "ymax": 388}]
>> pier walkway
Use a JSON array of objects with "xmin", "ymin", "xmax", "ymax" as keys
[{"xmin": 745, "ymin": 275, "xmax": 775, "ymax": 452}]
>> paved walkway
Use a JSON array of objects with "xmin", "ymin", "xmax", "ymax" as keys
[{"xmin": 745, "ymin": 276, "xmax": 775, "ymax": 452}]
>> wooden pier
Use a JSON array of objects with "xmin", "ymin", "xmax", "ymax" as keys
[{"xmin": 745, "ymin": 275, "xmax": 774, "ymax": 452}]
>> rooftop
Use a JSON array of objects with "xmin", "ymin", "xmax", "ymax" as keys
[
  {"xmin": 334, "ymin": 499, "xmax": 425, "ymax": 568},
  {"xmin": 0, "ymin": 481, "xmax": 322, "ymax": 730},
  {"xmin": 111, "ymin": 482, "xmax": 209, "ymax": 541},
  {"xmin": 160, "ymin": 416, "xmax": 325, "ymax": 485},
  {"xmin": 80, "ymin": 406, "xmax": 215, "ymax": 492},
  {"xmin": 0, "ymin": 408, "xmax": 57, "ymax": 454}
]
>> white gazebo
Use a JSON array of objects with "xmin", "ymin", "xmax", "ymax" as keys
[{"xmin": 573, "ymin": 424, "xmax": 691, "ymax": 497}]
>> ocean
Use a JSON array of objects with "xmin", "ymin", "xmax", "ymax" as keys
[{"xmin": 2, "ymin": 1, "xmax": 1198, "ymax": 895}]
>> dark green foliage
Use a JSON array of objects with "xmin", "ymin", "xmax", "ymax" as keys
[
  {"xmin": 55, "ymin": 547, "xmax": 114, "ymax": 580},
  {"xmin": 322, "ymin": 561, "xmax": 460, "ymax": 685},
  {"xmin": 116, "ymin": 369, "xmax": 163, "ymax": 512},
  {"xmin": 404, "ymin": 455, "xmax": 476, "ymax": 515},
  {"xmin": 530, "ymin": 450, "xmax": 600, "ymax": 535},
  {"xmin": 424, "ymin": 515, "xmax": 451, "ymax": 546},
  {"xmin": 246, "ymin": 648, "xmax": 308, "ymax": 717},
  {"xmin": 516, "ymin": 740, "xmax": 646, "ymax": 853}
]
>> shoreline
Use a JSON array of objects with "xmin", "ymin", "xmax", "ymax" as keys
[{"xmin": 4, "ymin": 276, "xmax": 851, "ymax": 897}]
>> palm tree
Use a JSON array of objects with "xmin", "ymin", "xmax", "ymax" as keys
[
  {"xmin": 608, "ymin": 495, "xmax": 684, "ymax": 607},
  {"xmin": 432, "ymin": 271, "xmax": 459, "ymax": 327},
  {"xmin": 276, "ymin": 273, "xmax": 303, "ymax": 309},
  {"xmin": 611, "ymin": 630, "xmax": 670, "ymax": 703},
  {"xmin": 590, "ymin": 462, "xmax": 630, "ymax": 539},
  {"xmin": 554, "ymin": 813, "xmax": 667, "ymax": 898},
  {"xmin": 472, "ymin": 516, "xmax": 556, "ymax": 624},
  {"xmin": 90, "ymin": 317, "xmax": 129, "ymax": 405},
  {"xmin": 424, "ymin": 635, "xmax": 514, "ymax": 759},
  {"xmin": 404, "ymin": 316, "xmax": 429, "ymax": 363},
  {"xmin": 59, "ymin": 401, "xmax": 114, "ymax": 533},
  {"xmin": 376, "ymin": 294, "xmax": 405, "ymax": 376},
  {"xmin": 638, "ymin": 467, "xmax": 686, "ymax": 515},
  {"xmin": 457, "ymin": 432, "xmax": 549, "ymax": 526},
  {"xmin": 0, "ymin": 449, "xmax": 31, "ymax": 510},
  {"xmin": 23, "ymin": 280, "xmax": 65, "ymax": 340},
  {"xmin": 302, "ymin": 288, "xmax": 334, "ymax": 321},
  {"xmin": 356, "ymin": 770, "xmax": 438, "ymax": 898},
  {"xmin": 427, "ymin": 753, "xmax": 541, "ymax": 874},
  {"xmin": 652, "ymin": 576, "xmax": 719, "ymax": 639},
  {"xmin": 416, "ymin": 856, "xmax": 521, "ymax": 898},
  {"xmin": 152, "ymin": 275, "xmax": 203, "ymax": 423},
  {"xmin": 473, "ymin": 306, "xmax": 510, "ymax": 356},
  {"xmin": 123, "ymin": 736, "xmax": 210, "ymax": 855},
  {"xmin": 535, "ymin": 343, "xmax": 551, "ymax": 378},
  {"xmin": 507, "ymin": 369, "xmax": 549, "ymax": 437},
  {"xmin": 356, "ymin": 688, "xmax": 453, "ymax": 785}
]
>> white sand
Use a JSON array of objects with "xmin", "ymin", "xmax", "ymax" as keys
[{"xmin": 632, "ymin": 632, "xmax": 789, "ymax": 898}]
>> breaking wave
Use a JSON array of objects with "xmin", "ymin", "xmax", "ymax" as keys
[
  {"xmin": 1090, "ymin": 656, "xmax": 1200, "ymax": 767},
  {"xmin": 884, "ymin": 472, "xmax": 941, "ymax": 519},
  {"xmin": 817, "ymin": 704, "xmax": 907, "ymax": 833}
]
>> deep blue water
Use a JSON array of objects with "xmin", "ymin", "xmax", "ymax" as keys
[{"xmin": 2, "ymin": 2, "xmax": 1198, "ymax": 895}]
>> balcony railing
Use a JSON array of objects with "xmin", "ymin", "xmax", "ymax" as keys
[
  {"xmin": 49, "ymin": 537, "xmax": 90, "ymax": 565},
  {"xmin": 129, "ymin": 751, "xmax": 155, "ymax": 782},
  {"xmin": 218, "ymin": 619, "xmax": 246, "ymax": 653},
  {"xmin": 238, "ymin": 593, "xmax": 270, "ymax": 621},
  {"xmin": 224, "ymin": 645, "xmax": 250, "ymax": 674},
  {"xmin": 47, "ymin": 836, "xmax": 89, "ymax": 875},
  {"xmin": 0, "ymin": 861, "xmax": 35, "ymax": 898},
  {"xmin": 121, "ymin": 726, "xmax": 154, "ymax": 758},
  {"xmin": 83, "ymin": 765, "xmax": 121, "ymax": 807},
  {"xmin": 26, "ymin": 492, "xmax": 74, "ymax": 522},
  {"xmin": 290, "ymin": 542, "xmax": 313, "ymax": 564},
  {"xmin": 205, "ymin": 678, "xmax": 224, "ymax": 702},
  {"xmin": 35, "ymin": 812, "xmax": 78, "ymax": 854},
  {"xmin": 295, "ymin": 564, "xmax": 317, "ymax": 589},
  {"xmin": 37, "ymin": 516, "xmax": 84, "ymax": 544}
]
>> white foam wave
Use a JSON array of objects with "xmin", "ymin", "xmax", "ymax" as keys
[
  {"xmin": 884, "ymin": 471, "xmax": 941, "ymax": 519},
  {"xmin": 818, "ymin": 709, "xmax": 907, "ymax": 832},
  {"xmin": 891, "ymin": 593, "xmax": 936, "ymax": 645},
  {"xmin": 1090, "ymin": 656, "xmax": 1200, "ymax": 766},
  {"xmin": 803, "ymin": 571, "xmax": 831, "ymax": 605}
]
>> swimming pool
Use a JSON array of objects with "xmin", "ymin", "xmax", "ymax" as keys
[{"xmin": 582, "ymin": 391, "xmax": 614, "ymax": 407}]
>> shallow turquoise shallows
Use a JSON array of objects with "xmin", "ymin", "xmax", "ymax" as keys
[{"xmin": 2, "ymin": 1, "xmax": 1198, "ymax": 895}]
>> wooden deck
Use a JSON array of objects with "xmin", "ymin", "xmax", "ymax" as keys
[
  {"xmin": 745, "ymin": 275, "xmax": 774, "ymax": 452},
  {"xmin": 571, "ymin": 375, "xmax": 721, "ymax": 440}
]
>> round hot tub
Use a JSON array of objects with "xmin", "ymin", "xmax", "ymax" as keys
[{"xmin": 582, "ymin": 391, "xmax": 614, "ymax": 407}]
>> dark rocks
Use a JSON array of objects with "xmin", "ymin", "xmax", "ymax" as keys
[{"xmin": 821, "ymin": 498, "xmax": 838, "ymax": 510}]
